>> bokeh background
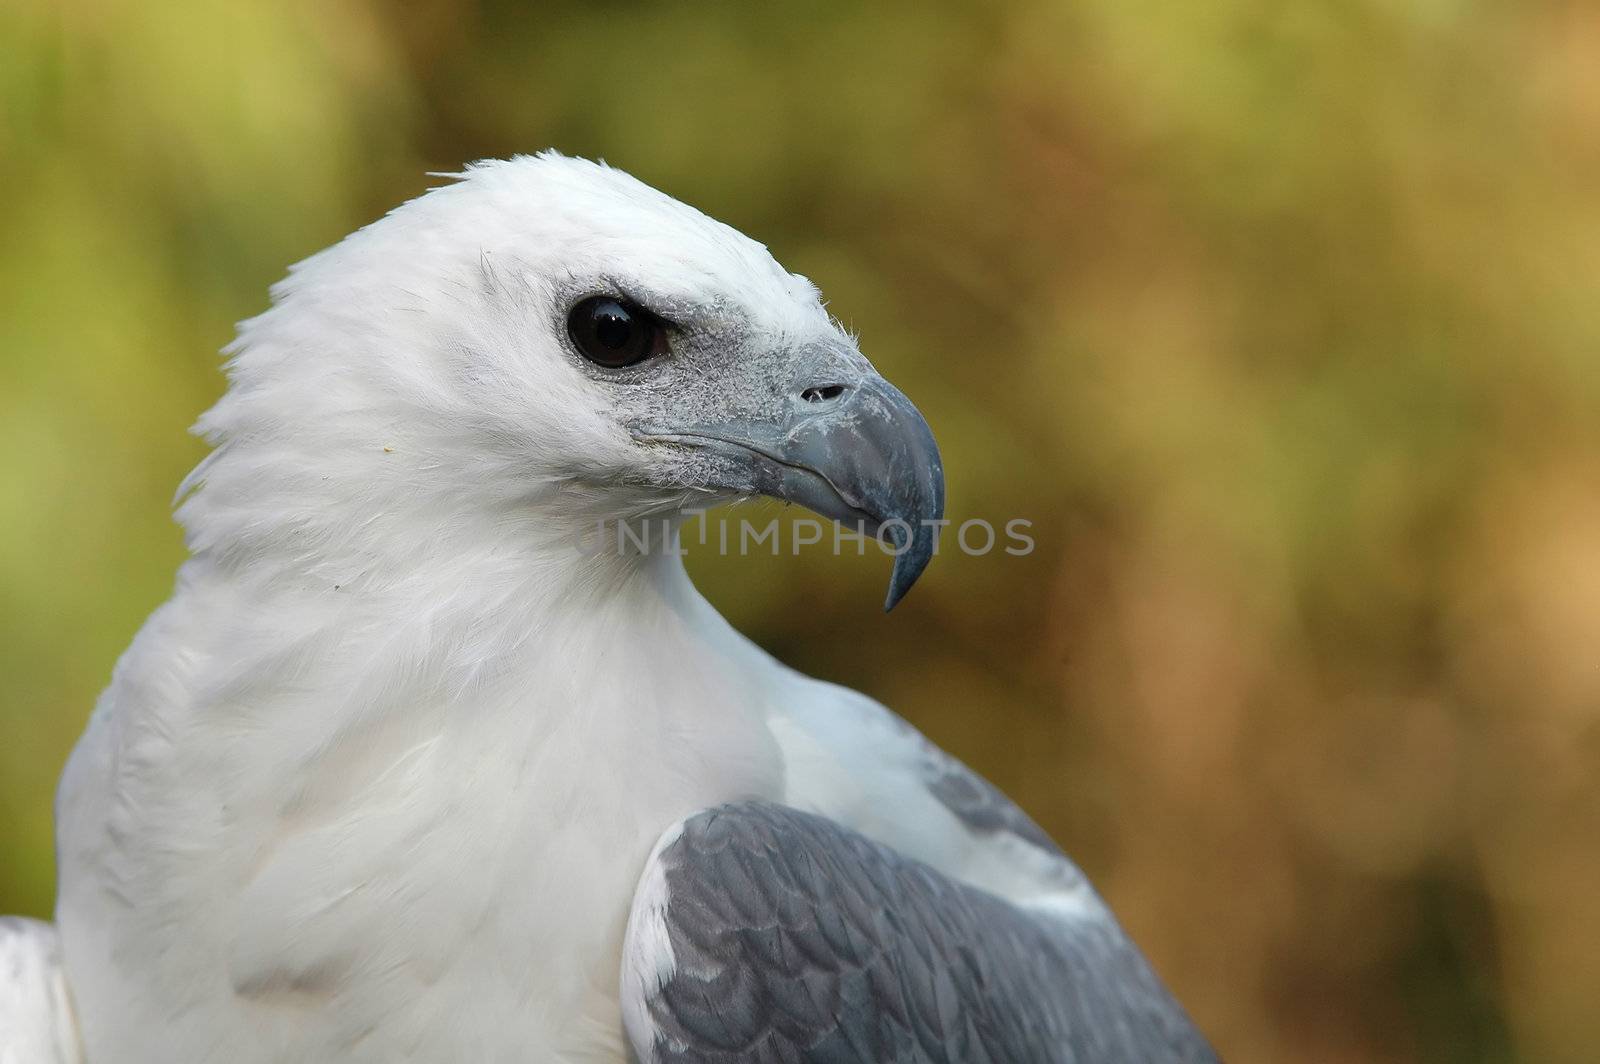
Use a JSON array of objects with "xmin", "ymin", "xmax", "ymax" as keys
[{"xmin": 3, "ymin": 2, "xmax": 1599, "ymax": 1061}]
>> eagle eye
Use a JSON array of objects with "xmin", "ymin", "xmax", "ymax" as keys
[{"xmin": 567, "ymin": 296, "xmax": 667, "ymax": 368}]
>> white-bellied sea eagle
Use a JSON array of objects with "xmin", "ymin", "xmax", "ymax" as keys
[{"xmin": 0, "ymin": 153, "xmax": 1218, "ymax": 1064}]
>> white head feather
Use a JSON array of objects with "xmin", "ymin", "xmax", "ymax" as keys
[{"xmin": 179, "ymin": 152, "xmax": 834, "ymax": 581}]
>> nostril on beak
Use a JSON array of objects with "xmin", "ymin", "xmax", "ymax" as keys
[{"xmin": 800, "ymin": 384, "xmax": 848, "ymax": 405}]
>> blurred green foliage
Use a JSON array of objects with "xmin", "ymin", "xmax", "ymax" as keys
[{"xmin": 3, "ymin": 2, "xmax": 1599, "ymax": 1061}]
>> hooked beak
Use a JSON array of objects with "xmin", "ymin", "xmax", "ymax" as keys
[{"xmin": 637, "ymin": 370, "xmax": 945, "ymax": 610}]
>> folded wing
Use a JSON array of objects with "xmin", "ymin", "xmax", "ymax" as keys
[
  {"xmin": 0, "ymin": 917, "xmax": 82, "ymax": 1064},
  {"xmin": 621, "ymin": 803, "xmax": 1218, "ymax": 1064}
]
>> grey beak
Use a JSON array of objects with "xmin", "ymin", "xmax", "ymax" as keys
[{"xmin": 640, "ymin": 371, "xmax": 945, "ymax": 610}]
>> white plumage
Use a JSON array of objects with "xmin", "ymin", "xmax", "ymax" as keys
[
  {"xmin": 0, "ymin": 919, "xmax": 80, "ymax": 1063},
  {"xmin": 2, "ymin": 154, "xmax": 1209, "ymax": 1063}
]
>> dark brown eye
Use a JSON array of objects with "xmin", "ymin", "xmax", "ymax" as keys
[{"xmin": 567, "ymin": 296, "xmax": 667, "ymax": 368}]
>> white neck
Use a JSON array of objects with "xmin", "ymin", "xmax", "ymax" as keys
[
  {"xmin": 73, "ymin": 496, "xmax": 789, "ymax": 1059},
  {"xmin": 164, "ymin": 501, "xmax": 786, "ymax": 806}
]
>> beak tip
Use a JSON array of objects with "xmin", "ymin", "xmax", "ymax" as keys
[
  {"xmin": 883, "ymin": 580, "xmax": 909, "ymax": 613},
  {"xmin": 882, "ymin": 533, "xmax": 934, "ymax": 612}
]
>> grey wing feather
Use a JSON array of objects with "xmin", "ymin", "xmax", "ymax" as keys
[
  {"xmin": 0, "ymin": 917, "xmax": 83, "ymax": 1064},
  {"xmin": 625, "ymin": 802, "xmax": 1218, "ymax": 1064},
  {"xmin": 904, "ymin": 723, "xmax": 1065, "ymax": 858}
]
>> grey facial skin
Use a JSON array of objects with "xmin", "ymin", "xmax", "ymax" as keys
[{"xmin": 621, "ymin": 328, "xmax": 945, "ymax": 611}]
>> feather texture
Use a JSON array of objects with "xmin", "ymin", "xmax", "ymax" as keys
[
  {"xmin": 0, "ymin": 918, "xmax": 82, "ymax": 1064},
  {"xmin": 623, "ymin": 804, "xmax": 1217, "ymax": 1063}
]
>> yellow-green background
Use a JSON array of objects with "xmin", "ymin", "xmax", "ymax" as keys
[{"xmin": 4, "ymin": 2, "xmax": 1598, "ymax": 1061}]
